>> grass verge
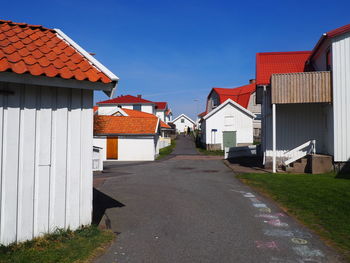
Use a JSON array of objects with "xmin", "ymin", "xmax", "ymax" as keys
[
  {"xmin": 197, "ymin": 148, "xmax": 224, "ymax": 156},
  {"xmin": 237, "ymin": 172, "xmax": 350, "ymax": 261},
  {"xmin": 157, "ymin": 139, "xmax": 176, "ymax": 160},
  {"xmin": 0, "ymin": 225, "xmax": 114, "ymax": 263}
]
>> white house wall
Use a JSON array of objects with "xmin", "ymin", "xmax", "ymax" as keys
[
  {"xmin": 118, "ymin": 136, "xmax": 156, "ymax": 161},
  {"xmin": 204, "ymin": 103, "xmax": 253, "ymax": 149},
  {"xmin": 173, "ymin": 117, "xmax": 194, "ymax": 133},
  {"xmin": 156, "ymin": 110, "xmax": 165, "ymax": 122},
  {"xmin": 0, "ymin": 82, "xmax": 93, "ymax": 245},
  {"xmin": 263, "ymin": 100, "xmax": 331, "ymax": 160},
  {"xmin": 141, "ymin": 105, "xmax": 154, "ymax": 114},
  {"xmin": 332, "ymin": 32, "xmax": 350, "ymax": 162}
]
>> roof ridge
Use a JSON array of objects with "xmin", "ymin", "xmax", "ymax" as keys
[{"xmin": 256, "ymin": 51, "xmax": 312, "ymax": 56}]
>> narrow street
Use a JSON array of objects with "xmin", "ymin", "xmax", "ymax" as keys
[{"xmin": 94, "ymin": 136, "xmax": 340, "ymax": 263}]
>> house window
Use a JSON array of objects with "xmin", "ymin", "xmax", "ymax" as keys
[
  {"xmin": 181, "ymin": 118, "xmax": 185, "ymax": 123},
  {"xmin": 133, "ymin": 104, "xmax": 141, "ymax": 111},
  {"xmin": 224, "ymin": 116, "xmax": 234, "ymax": 126}
]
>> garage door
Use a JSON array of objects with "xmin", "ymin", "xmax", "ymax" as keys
[{"xmin": 107, "ymin": 137, "xmax": 118, "ymax": 159}]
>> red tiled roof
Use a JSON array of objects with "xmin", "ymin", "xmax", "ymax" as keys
[
  {"xmin": 211, "ymin": 83, "xmax": 256, "ymax": 109},
  {"xmin": 94, "ymin": 115, "xmax": 158, "ymax": 135},
  {"xmin": 93, "ymin": 106, "xmax": 98, "ymax": 112},
  {"xmin": 155, "ymin": 102, "xmax": 167, "ymax": 110},
  {"xmin": 256, "ymin": 51, "xmax": 311, "ymax": 85},
  {"xmin": 0, "ymin": 20, "xmax": 112, "ymax": 83},
  {"xmin": 98, "ymin": 95, "xmax": 154, "ymax": 104}
]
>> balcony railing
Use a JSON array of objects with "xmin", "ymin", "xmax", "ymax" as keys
[{"xmin": 271, "ymin": 71, "xmax": 332, "ymax": 104}]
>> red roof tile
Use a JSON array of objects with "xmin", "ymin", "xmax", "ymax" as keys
[
  {"xmin": 94, "ymin": 115, "xmax": 158, "ymax": 135},
  {"xmin": 0, "ymin": 20, "xmax": 112, "ymax": 83},
  {"xmin": 165, "ymin": 109, "xmax": 172, "ymax": 116},
  {"xmin": 256, "ymin": 51, "xmax": 311, "ymax": 85},
  {"xmin": 211, "ymin": 83, "xmax": 256, "ymax": 109},
  {"xmin": 98, "ymin": 95, "xmax": 155, "ymax": 104},
  {"xmin": 198, "ymin": 111, "xmax": 207, "ymax": 117},
  {"xmin": 155, "ymin": 102, "xmax": 167, "ymax": 110}
]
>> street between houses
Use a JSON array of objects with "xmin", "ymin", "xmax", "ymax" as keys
[{"xmin": 93, "ymin": 136, "xmax": 341, "ymax": 263}]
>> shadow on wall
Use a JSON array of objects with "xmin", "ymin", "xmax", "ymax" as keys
[
  {"xmin": 92, "ymin": 188, "xmax": 125, "ymax": 227},
  {"xmin": 335, "ymin": 159, "xmax": 350, "ymax": 179},
  {"xmin": 227, "ymin": 156, "xmax": 264, "ymax": 168}
]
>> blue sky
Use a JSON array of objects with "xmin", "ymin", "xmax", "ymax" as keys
[{"xmin": 2, "ymin": 0, "xmax": 350, "ymax": 119}]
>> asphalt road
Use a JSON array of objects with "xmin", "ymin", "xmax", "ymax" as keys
[{"xmin": 94, "ymin": 136, "xmax": 342, "ymax": 263}]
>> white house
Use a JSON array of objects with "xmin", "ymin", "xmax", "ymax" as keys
[
  {"xmin": 172, "ymin": 114, "xmax": 196, "ymax": 133},
  {"xmin": 93, "ymin": 108, "xmax": 161, "ymax": 161},
  {"xmin": 0, "ymin": 20, "xmax": 118, "ymax": 244},
  {"xmin": 257, "ymin": 23, "xmax": 350, "ymax": 173},
  {"xmin": 200, "ymin": 99, "xmax": 255, "ymax": 150}
]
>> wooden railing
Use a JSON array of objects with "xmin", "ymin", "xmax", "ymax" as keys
[{"xmin": 283, "ymin": 140, "xmax": 316, "ymax": 166}]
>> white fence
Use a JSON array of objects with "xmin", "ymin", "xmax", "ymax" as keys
[
  {"xmin": 158, "ymin": 137, "xmax": 171, "ymax": 149},
  {"xmin": 93, "ymin": 146, "xmax": 103, "ymax": 171}
]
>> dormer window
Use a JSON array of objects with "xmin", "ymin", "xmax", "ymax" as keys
[{"xmin": 133, "ymin": 104, "xmax": 142, "ymax": 111}]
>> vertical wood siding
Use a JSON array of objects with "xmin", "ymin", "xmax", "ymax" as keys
[
  {"xmin": 332, "ymin": 33, "xmax": 350, "ymax": 162},
  {"xmin": 0, "ymin": 82, "xmax": 93, "ymax": 245}
]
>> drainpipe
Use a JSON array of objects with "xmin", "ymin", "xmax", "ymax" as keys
[{"xmin": 272, "ymin": 103, "xmax": 276, "ymax": 173}]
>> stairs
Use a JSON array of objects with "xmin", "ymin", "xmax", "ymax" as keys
[
  {"xmin": 282, "ymin": 157, "xmax": 308, "ymax": 173},
  {"xmin": 282, "ymin": 154, "xmax": 333, "ymax": 174}
]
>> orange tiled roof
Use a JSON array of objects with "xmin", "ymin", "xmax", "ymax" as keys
[
  {"xmin": 0, "ymin": 20, "xmax": 112, "ymax": 83},
  {"xmin": 94, "ymin": 115, "xmax": 158, "ymax": 135},
  {"xmin": 160, "ymin": 120, "xmax": 171, "ymax": 129},
  {"xmin": 122, "ymin": 108, "xmax": 157, "ymax": 118}
]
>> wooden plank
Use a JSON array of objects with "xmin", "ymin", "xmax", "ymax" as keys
[
  {"xmin": 0, "ymin": 82, "xmax": 20, "ymax": 245},
  {"xmin": 49, "ymin": 87, "xmax": 68, "ymax": 230},
  {"xmin": 66, "ymin": 89, "xmax": 81, "ymax": 230},
  {"xmin": 17, "ymin": 85, "xmax": 37, "ymax": 242},
  {"xmin": 80, "ymin": 89, "xmax": 93, "ymax": 225},
  {"xmin": 34, "ymin": 86, "xmax": 52, "ymax": 236}
]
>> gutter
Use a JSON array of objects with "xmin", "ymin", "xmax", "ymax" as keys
[{"xmin": 54, "ymin": 28, "xmax": 119, "ymax": 98}]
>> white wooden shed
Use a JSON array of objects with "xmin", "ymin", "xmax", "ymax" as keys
[{"xmin": 0, "ymin": 20, "xmax": 118, "ymax": 244}]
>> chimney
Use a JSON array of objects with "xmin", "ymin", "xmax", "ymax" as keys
[
  {"xmin": 249, "ymin": 79, "xmax": 256, "ymax": 84},
  {"xmin": 137, "ymin": 94, "xmax": 142, "ymax": 98}
]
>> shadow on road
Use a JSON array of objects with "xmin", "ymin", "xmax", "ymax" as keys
[{"xmin": 92, "ymin": 188, "xmax": 125, "ymax": 226}]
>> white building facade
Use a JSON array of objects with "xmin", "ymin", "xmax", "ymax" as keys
[
  {"xmin": 201, "ymin": 99, "xmax": 255, "ymax": 150},
  {"xmin": 172, "ymin": 114, "xmax": 195, "ymax": 133}
]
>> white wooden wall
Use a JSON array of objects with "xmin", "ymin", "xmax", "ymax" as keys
[
  {"xmin": 332, "ymin": 33, "xmax": 350, "ymax": 162},
  {"xmin": 0, "ymin": 82, "xmax": 93, "ymax": 245},
  {"xmin": 204, "ymin": 102, "xmax": 253, "ymax": 149}
]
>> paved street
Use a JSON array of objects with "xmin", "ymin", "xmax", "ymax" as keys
[{"xmin": 94, "ymin": 136, "xmax": 341, "ymax": 263}]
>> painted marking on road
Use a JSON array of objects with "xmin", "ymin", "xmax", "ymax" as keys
[
  {"xmin": 292, "ymin": 246, "xmax": 324, "ymax": 258},
  {"xmin": 264, "ymin": 219, "xmax": 289, "ymax": 227},
  {"xmin": 291, "ymin": 238, "xmax": 308, "ymax": 245},
  {"xmin": 249, "ymin": 197, "xmax": 260, "ymax": 203},
  {"xmin": 255, "ymin": 240, "xmax": 279, "ymax": 250},
  {"xmin": 256, "ymin": 214, "xmax": 279, "ymax": 219},
  {"xmin": 253, "ymin": 203, "xmax": 267, "ymax": 208},
  {"xmin": 244, "ymin": 193, "xmax": 255, "ymax": 198},
  {"xmin": 259, "ymin": 207, "xmax": 272, "ymax": 213},
  {"xmin": 263, "ymin": 229, "xmax": 294, "ymax": 237},
  {"xmin": 292, "ymin": 230, "xmax": 313, "ymax": 239}
]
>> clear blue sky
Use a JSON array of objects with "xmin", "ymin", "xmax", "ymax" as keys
[{"xmin": 2, "ymin": 0, "xmax": 350, "ymax": 119}]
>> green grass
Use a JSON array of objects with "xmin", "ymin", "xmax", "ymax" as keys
[
  {"xmin": 197, "ymin": 147, "xmax": 224, "ymax": 156},
  {"xmin": 237, "ymin": 172, "xmax": 350, "ymax": 260},
  {"xmin": 157, "ymin": 140, "xmax": 176, "ymax": 160},
  {"xmin": 0, "ymin": 225, "xmax": 114, "ymax": 263}
]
